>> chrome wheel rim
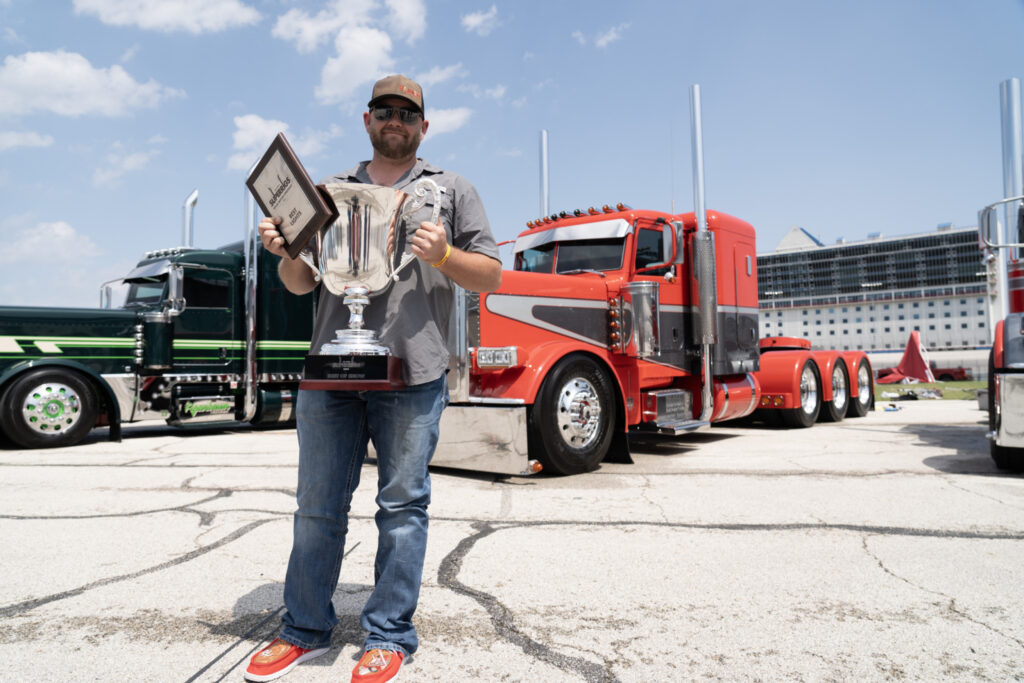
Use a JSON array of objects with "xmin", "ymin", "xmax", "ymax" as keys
[
  {"xmin": 800, "ymin": 365, "xmax": 819, "ymax": 416},
  {"xmin": 21, "ymin": 382, "xmax": 82, "ymax": 435},
  {"xmin": 857, "ymin": 363, "xmax": 871, "ymax": 405},
  {"xmin": 555, "ymin": 377, "xmax": 602, "ymax": 449},
  {"xmin": 831, "ymin": 365, "xmax": 848, "ymax": 412}
]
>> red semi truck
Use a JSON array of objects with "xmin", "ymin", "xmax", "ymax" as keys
[{"xmin": 428, "ymin": 204, "xmax": 874, "ymax": 475}]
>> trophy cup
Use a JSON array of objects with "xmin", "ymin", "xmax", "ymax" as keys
[{"xmin": 297, "ymin": 178, "xmax": 443, "ymax": 390}]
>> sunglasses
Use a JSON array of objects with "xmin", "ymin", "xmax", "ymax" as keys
[{"xmin": 370, "ymin": 106, "xmax": 423, "ymax": 124}]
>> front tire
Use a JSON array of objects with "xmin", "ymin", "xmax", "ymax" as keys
[
  {"xmin": 528, "ymin": 354, "xmax": 615, "ymax": 475},
  {"xmin": 0, "ymin": 368, "xmax": 98, "ymax": 448},
  {"xmin": 780, "ymin": 360, "xmax": 822, "ymax": 428}
]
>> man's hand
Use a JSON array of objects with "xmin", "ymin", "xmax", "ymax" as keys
[
  {"xmin": 258, "ymin": 216, "xmax": 319, "ymax": 295},
  {"xmin": 410, "ymin": 220, "xmax": 448, "ymax": 265},
  {"xmin": 258, "ymin": 217, "xmax": 290, "ymax": 259}
]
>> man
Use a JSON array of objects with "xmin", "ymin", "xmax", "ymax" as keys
[{"xmin": 245, "ymin": 75, "xmax": 502, "ymax": 683}]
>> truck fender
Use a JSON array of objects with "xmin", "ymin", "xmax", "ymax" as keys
[
  {"xmin": 0, "ymin": 359, "xmax": 123, "ymax": 442},
  {"xmin": 755, "ymin": 349, "xmax": 818, "ymax": 409}
]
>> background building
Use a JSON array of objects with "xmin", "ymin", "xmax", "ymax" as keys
[{"xmin": 757, "ymin": 225, "xmax": 988, "ymax": 353}]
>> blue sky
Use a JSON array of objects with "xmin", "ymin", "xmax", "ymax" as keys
[{"xmin": 1, "ymin": 0, "xmax": 1023, "ymax": 307}]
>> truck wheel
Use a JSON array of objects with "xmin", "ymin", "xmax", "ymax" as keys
[
  {"xmin": 938, "ymin": 373, "xmax": 954, "ymax": 382},
  {"xmin": 528, "ymin": 355, "xmax": 615, "ymax": 475},
  {"xmin": 988, "ymin": 350, "xmax": 1024, "ymax": 471},
  {"xmin": 780, "ymin": 360, "xmax": 821, "ymax": 428},
  {"xmin": 0, "ymin": 369, "xmax": 98, "ymax": 448},
  {"xmin": 847, "ymin": 359, "xmax": 873, "ymax": 418},
  {"xmin": 820, "ymin": 361, "xmax": 849, "ymax": 422}
]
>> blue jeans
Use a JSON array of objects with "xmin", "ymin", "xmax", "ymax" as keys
[{"xmin": 279, "ymin": 375, "xmax": 448, "ymax": 657}]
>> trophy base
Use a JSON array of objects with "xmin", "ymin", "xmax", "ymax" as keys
[{"xmin": 300, "ymin": 354, "xmax": 405, "ymax": 391}]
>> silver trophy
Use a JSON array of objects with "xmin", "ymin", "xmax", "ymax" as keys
[{"xmin": 299, "ymin": 178, "xmax": 442, "ymax": 388}]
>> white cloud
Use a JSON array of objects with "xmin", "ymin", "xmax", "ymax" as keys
[
  {"xmin": 93, "ymin": 142, "xmax": 160, "ymax": 188},
  {"xmin": 227, "ymin": 114, "xmax": 341, "ymax": 171},
  {"xmin": 461, "ymin": 5, "xmax": 498, "ymax": 36},
  {"xmin": 416, "ymin": 63, "xmax": 464, "ymax": 88},
  {"xmin": 456, "ymin": 82, "xmax": 506, "ymax": 101},
  {"xmin": 229, "ymin": 114, "xmax": 290, "ymax": 171},
  {"xmin": 386, "ymin": 0, "xmax": 426, "ymax": 44},
  {"xmin": 571, "ymin": 31, "xmax": 586, "ymax": 45},
  {"xmin": 0, "ymin": 131, "xmax": 54, "ymax": 151},
  {"xmin": 315, "ymin": 26, "xmax": 394, "ymax": 106},
  {"xmin": 0, "ymin": 221, "xmax": 101, "ymax": 265},
  {"xmin": 0, "ymin": 51, "xmax": 184, "ymax": 117},
  {"xmin": 595, "ymin": 23, "xmax": 630, "ymax": 48},
  {"xmin": 73, "ymin": 0, "xmax": 260, "ymax": 34},
  {"xmin": 424, "ymin": 107, "xmax": 472, "ymax": 139},
  {"xmin": 272, "ymin": 0, "xmax": 375, "ymax": 53}
]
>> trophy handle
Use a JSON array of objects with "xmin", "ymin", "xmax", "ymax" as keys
[{"xmin": 390, "ymin": 178, "xmax": 443, "ymax": 281}]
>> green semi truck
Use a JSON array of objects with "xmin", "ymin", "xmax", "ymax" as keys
[{"xmin": 0, "ymin": 199, "xmax": 313, "ymax": 448}]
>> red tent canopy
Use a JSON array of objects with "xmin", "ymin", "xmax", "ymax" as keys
[{"xmin": 876, "ymin": 331, "xmax": 936, "ymax": 384}]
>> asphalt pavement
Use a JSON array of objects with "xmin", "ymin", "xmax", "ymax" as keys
[{"xmin": 1, "ymin": 400, "xmax": 1022, "ymax": 682}]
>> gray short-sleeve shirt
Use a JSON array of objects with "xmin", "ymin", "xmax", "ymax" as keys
[{"xmin": 310, "ymin": 158, "xmax": 500, "ymax": 386}]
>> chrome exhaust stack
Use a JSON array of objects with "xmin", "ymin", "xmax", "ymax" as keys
[{"xmin": 690, "ymin": 84, "xmax": 718, "ymax": 423}]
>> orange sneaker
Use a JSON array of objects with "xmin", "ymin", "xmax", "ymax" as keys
[
  {"xmin": 244, "ymin": 638, "xmax": 329, "ymax": 681},
  {"xmin": 351, "ymin": 648, "xmax": 404, "ymax": 682}
]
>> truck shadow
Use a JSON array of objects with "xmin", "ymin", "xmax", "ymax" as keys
[{"xmin": 902, "ymin": 421, "xmax": 1024, "ymax": 477}]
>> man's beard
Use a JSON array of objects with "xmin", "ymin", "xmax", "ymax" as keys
[{"xmin": 369, "ymin": 126, "xmax": 421, "ymax": 160}]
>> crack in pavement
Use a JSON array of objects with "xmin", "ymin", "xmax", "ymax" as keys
[
  {"xmin": 859, "ymin": 534, "xmax": 1024, "ymax": 651},
  {"xmin": 433, "ymin": 518, "xmax": 1024, "ymax": 681},
  {"xmin": 0, "ymin": 519, "xmax": 273, "ymax": 619},
  {"xmin": 438, "ymin": 521, "xmax": 621, "ymax": 683}
]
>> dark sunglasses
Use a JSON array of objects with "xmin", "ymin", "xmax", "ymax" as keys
[{"xmin": 370, "ymin": 106, "xmax": 423, "ymax": 124}]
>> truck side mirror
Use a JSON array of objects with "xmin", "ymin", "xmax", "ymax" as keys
[{"xmin": 166, "ymin": 265, "xmax": 186, "ymax": 316}]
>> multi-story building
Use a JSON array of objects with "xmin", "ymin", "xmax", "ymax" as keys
[{"xmin": 757, "ymin": 224, "xmax": 989, "ymax": 352}]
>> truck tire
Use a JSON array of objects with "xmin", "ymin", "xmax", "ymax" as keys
[
  {"xmin": 780, "ymin": 360, "xmax": 821, "ymax": 428},
  {"xmin": 847, "ymin": 358, "xmax": 873, "ymax": 418},
  {"xmin": 820, "ymin": 361, "xmax": 849, "ymax": 422},
  {"xmin": 0, "ymin": 368, "xmax": 98, "ymax": 449},
  {"xmin": 988, "ymin": 350, "xmax": 1024, "ymax": 471},
  {"xmin": 938, "ymin": 373, "xmax": 954, "ymax": 382},
  {"xmin": 528, "ymin": 354, "xmax": 615, "ymax": 475}
]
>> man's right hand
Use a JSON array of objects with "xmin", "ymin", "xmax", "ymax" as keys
[{"xmin": 258, "ymin": 217, "xmax": 291, "ymax": 258}]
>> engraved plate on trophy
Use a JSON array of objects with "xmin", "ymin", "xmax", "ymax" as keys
[
  {"xmin": 298, "ymin": 178, "xmax": 442, "ymax": 390},
  {"xmin": 246, "ymin": 133, "xmax": 338, "ymax": 259}
]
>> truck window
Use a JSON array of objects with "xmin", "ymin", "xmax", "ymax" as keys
[
  {"xmin": 555, "ymin": 237, "xmax": 625, "ymax": 273},
  {"xmin": 634, "ymin": 228, "xmax": 671, "ymax": 276},
  {"xmin": 515, "ymin": 242, "xmax": 555, "ymax": 273},
  {"xmin": 124, "ymin": 277, "xmax": 167, "ymax": 309},
  {"xmin": 183, "ymin": 272, "xmax": 231, "ymax": 308}
]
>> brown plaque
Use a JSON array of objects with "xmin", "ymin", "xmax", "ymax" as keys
[{"xmin": 246, "ymin": 132, "xmax": 338, "ymax": 259}]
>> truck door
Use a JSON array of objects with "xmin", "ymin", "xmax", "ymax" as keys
[{"xmin": 172, "ymin": 266, "xmax": 240, "ymax": 372}]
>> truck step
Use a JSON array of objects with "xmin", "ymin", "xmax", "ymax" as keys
[{"xmin": 649, "ymin": 419, "xmax": 710, "ymax": 435}]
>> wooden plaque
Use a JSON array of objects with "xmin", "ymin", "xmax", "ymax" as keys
[{"xmin": 246, "ymin": 132, "xmax": 338, "ymax": 259}]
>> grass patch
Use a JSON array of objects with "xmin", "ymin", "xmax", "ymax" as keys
[{"xmin": 875, "ymin": 380, "xmax": 984, "ymax": 402}]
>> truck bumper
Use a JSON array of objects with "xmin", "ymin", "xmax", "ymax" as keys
[
  {"xmin": 369, "ymin": 403, "xmax": 538, "ymax": 476},
  {"xmin": 994, "ymin": 374, "xmax": 1024, "ymax": 448}
]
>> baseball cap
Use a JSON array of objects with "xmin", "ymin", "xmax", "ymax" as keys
[{"xmin": 367, "ymin": 74, "xmax": 424, "ymax": 113}]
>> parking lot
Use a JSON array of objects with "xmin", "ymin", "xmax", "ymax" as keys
[{"xmin": 1, "ymin": 400, "xmax": 1022, "ymax": 682}]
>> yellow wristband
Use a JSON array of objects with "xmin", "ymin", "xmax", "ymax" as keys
[{"xmin": 431, "ymin": 243, "xmax": 452, "ymax": 268}]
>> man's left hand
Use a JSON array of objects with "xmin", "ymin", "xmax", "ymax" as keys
[{"xmin": 410, "ymin": 221, "xmax": 448, "ymax": 265}]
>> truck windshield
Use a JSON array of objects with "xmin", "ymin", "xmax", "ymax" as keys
[
  {"xmin": 515, "ymin": 238, "xmax": 625, "ymax": 274},
  {"xmin": 555, "ymin": 237, "xmax": 625, "ymax": 273},
  {"xmin": 123, "ymin": 277, "xmax": 167, "ymax": 309}
]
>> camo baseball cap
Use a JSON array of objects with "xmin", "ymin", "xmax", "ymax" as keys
[{"xmin": 367, "ymin": 74, "xmax": 424, "ymax": 113}]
